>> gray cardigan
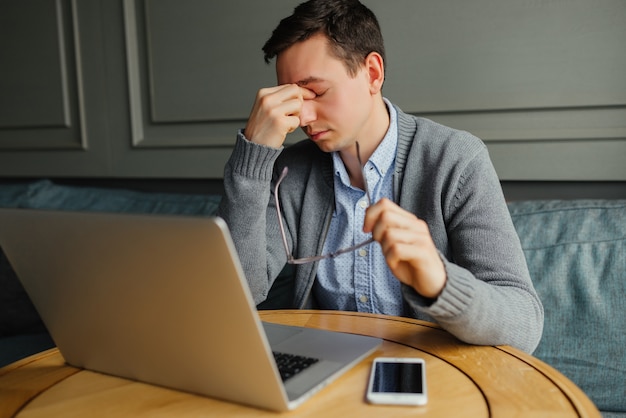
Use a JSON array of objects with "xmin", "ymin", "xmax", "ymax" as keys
[{"xmin": 218, "ymin": 105, "xmax": 544, "ymax": 353}]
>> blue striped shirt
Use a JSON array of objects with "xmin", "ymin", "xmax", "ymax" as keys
[{"xmin": 314, "ymin": 99, "xmax": 402, "ymax": 315}]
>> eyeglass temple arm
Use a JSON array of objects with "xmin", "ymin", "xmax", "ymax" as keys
[
  {"xmin": 274, "ymin": 167, "xmax": 293, "ymax": 261},
  {"xmin": 274, "ymin": 143, "xmax": 372, "ymax": 265}
]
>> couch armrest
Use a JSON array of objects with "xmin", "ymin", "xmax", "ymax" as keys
[{"xmin": 508, "ymin": 199, "xmax": 626, "ymax": 414}]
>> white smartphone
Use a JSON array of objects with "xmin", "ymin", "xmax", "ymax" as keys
[{"xmin": 366, "ymin": 357, "xmax": 427, "ymax": 406}]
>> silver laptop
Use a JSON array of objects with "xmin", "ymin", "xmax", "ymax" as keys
[{"xmin": 0, "ymin": 208, "xmax": 381, "ymax": 411}]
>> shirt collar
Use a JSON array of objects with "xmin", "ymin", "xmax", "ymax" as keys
[{"xmin": 369, "ymin": 98, "xmax": 397, "ymax": 178}]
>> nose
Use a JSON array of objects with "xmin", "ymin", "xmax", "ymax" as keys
[{"xmin": 299, "ymin": 99, "xmax": 316, "ymax": 127}]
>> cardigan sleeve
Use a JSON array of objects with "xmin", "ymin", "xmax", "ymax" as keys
[
  {"xmin": 402, "ymin": 141, "xmax": 544, "ymax": 354},
  {"xmin": 216, "ymin": 133, "xmax": 288, "ymax": 304}
]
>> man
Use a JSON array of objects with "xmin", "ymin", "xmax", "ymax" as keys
[{"xmin": 218, "ymin": 0, "xmax": 543, "ymax": 353}]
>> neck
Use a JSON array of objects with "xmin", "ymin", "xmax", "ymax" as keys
[{"xmin": 340, "ymin": 96, "xmax": 390, "ymax": 189}]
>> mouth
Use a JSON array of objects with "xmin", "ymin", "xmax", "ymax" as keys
[{"xmin": 307, "ymin": 129, "xmax": 329, "ymax": 141}]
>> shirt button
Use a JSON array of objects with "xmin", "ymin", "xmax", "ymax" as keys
[
  {"xmin": 359, "ymin": 295, "xmax": 368, "ymax": 303},
  {"xmin": 359, "ymin": 200, "xmax": 368, "ymax": 209},
  {"xmin": 358, "ymin": 249, "xmax": 367, "ymax": 257}
]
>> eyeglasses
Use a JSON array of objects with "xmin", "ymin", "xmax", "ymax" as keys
[{"xmin": 274, "ymin": 142, "xmax": 374, "ymax": 265}]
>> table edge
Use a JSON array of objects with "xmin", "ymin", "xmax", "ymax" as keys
[
  {"xmin": 260, "ymin": 310, "xmax": 601, "ymax": 418},
  {"xmin": 0, "ymin": 311, "xmax": 602, "ymax": 418}
]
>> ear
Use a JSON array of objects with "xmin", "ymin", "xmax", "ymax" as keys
[{"xmin": 364, "ymin": 52, "xmax": 385, "ymax": 94}]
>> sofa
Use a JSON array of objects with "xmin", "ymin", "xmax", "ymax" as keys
[{"xmin": 1, "ymin": 179, "xmax": 624, "ymax": 417}]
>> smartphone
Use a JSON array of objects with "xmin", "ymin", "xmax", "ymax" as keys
[{"xmin": 366, "ymin": 357, "xmax": 427, "ymax": 406}]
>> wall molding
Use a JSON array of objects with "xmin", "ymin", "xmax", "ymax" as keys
[{"xmin": 0, "ymin": 0, "xmax": 87, "ymax": 151}]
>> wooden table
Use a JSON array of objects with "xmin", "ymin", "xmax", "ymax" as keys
[{"xmin": 0, "ymin": 310, "xmax": 600, "ymax": 417}]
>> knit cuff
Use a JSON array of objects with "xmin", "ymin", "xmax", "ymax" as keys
[
  {"xmin": 228, "ymin": 131, "xmax": 283, "ymax": 181},
  {"xmin": 403, "ymin": 258, "xmax": 476, "ymax": 319}
]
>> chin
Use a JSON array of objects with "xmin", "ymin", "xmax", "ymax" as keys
[{"xmin": 310, "ymin": 139, "xmax": 336, "ymax": 153}]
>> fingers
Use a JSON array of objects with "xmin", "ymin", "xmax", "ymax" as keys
[
  {"xmin": 363, "ymin": 198, "xmax": 412, "ymax": 235},
  {"xmin": 300, "ymin": 87, "xmax": 317, "ymax": 100},
  {"xmin": 365, "ymin": 199, "xmax": 428, "ymax": 253},
  {"xmin": 244, "ymin": 84, "xmax": 315, "ymax": 148},
  {"xmin": 364, "ymin": 198, "xmax": 447, "ymax": 298}
]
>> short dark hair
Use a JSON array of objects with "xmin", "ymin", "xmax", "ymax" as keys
[{"xmin": 262, "ymin": 0, "xmax": 385, "ymax": 76}]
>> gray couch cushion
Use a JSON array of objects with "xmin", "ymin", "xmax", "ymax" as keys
[
  {"xmin": 508, "ymin": 200, "xmax": 626, "ymax": 414},
  {"xmin": 18, "ymin": 180, "xmax": 221, "ymax": 215}
]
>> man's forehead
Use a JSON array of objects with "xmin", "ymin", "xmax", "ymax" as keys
[{"xmin": 275, "ymin": 34, "xmax": 341, "ymax": 84}]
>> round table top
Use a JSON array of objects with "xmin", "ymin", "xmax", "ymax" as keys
[{"xmin": 0, "ymin": 310, "xmax": 600, "ymax": 417}]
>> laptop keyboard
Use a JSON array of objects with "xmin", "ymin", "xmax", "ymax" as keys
[{"xmin": 273, "ymin": 352, "xmax": 320, "ymax": 381}]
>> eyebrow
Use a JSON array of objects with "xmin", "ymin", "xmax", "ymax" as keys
[{"xmin": 296, "ymin": 77, "xmax": 325, "ymax": 86}]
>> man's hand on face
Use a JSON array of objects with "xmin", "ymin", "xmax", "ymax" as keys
[
  {"xmin": 363, "ymin": 198, "xmax": 447, "ymax": 300},
  {"xmin": 244, "ymin": 84, "xmax": 316, "ymax": 148}
]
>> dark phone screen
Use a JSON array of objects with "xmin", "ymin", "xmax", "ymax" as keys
[{"xmin": 371, "ymin": 361, "xmax": 424, "ymax": 394}]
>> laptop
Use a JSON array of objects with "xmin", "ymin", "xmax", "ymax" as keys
[{"xmin": 0, "ymin": 208, "xmax": 381, "ymax": 411}]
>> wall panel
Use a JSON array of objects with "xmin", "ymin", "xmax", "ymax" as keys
[
  {"xmin": 0, "ymin": 0, "xmax": 624, "ymax": 181},
  {"xmin": 0, "ymin": 0, "xmax": 86, "ymax": 150},
  {"xmin": 122, "ymin": 0, "xmax": 284, "ymax": 148},
  {"xmin": 365, "ymin": 0, "xmax": 626, "ymax": 180}
]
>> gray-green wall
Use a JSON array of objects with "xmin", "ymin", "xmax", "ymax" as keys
[{"xmin": 1, "ymin": 1, "xmax": 624, "ymax": 197}]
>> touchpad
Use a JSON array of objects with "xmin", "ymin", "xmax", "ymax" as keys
[{"xmin": 262, "ymin": 322, "xmax": 303, "ymax": 345}]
